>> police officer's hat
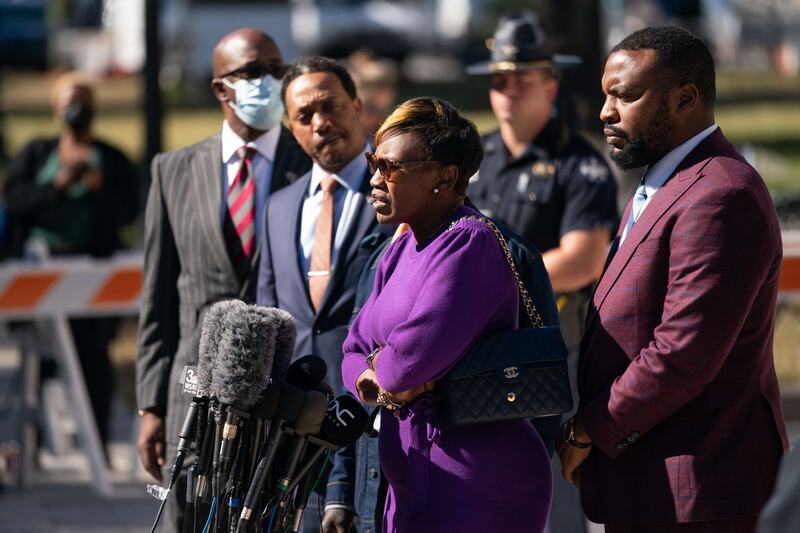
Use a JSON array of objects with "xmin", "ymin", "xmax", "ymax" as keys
[{"xmin": 466, "ymin": 11, "xmax": 581, "ymax": 75}]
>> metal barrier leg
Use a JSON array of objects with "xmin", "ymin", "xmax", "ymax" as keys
[
  {"xmin": 18, "ymin": 346, "xmax": 38, "ymax": 490},
  {"xmin": 52, "ymin": 315, "xmax": 112, "ymax": 497}
]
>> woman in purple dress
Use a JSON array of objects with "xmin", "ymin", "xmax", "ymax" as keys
[{"xmin": 341, "ymin": 97, "xmax": 552, "ymax": 532}]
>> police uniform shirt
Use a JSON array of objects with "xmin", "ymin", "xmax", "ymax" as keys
[{"xmin": 469, "ymin": 119, "xmax": 618, "ymax": 256}]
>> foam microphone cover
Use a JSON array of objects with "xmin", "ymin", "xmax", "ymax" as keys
[
  {"xmin": 210, "ymin": 305, "xmax": 278, "ymax": 406},
  {"xmin": 197, "ymin": 299, "xmax": 246, "ymax": 397},
  {"xmin": 319, "ymin": 395, "xmax": 370, "ymax": 447},
  {"xmin": 263, "ymin": 307, "xmax": 297, "ymax": 383},
  {"xmin": 293, "ymin": 391, "xmax": 329, "ymax": 437},
  {"xmin": 286, "ymin": 355, "xmax": 327, "ymax": 391}
]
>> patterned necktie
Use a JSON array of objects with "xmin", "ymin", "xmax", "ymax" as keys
[
  {"xmin": 225, "ymin": 146, "xmax": 257, "ymax": 279},
  {"xmin": 308, "ymin": 176, "xmax": 339, "ymax": 311},
  {"xmin": 622, "ymin": 174, "xmax": 648, "ymax": 243}
]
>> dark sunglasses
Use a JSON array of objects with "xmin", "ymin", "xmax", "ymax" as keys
[
  {"xmin": 219, "ymin": 63, "xmax": 287, "ymax": 81},
  {"xmin": 365, "ymin": 152, "xmax": 440, "ymax": 181}
]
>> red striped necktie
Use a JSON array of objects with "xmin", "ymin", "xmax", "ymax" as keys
[{"xmin": 225, "ymin": 146, "xmax": 257, "ymax": 279}]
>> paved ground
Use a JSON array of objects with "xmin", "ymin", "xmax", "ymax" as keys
[
  {"xmin": 1, "ymin": 425, "xmax": 798, "ymax": 533},
  {"xmin": 1, "ymin": 338, "xmax": 799, "ymax": 533}
]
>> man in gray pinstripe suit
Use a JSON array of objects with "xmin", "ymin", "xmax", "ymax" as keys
[{"xmin": 135, "ymin": 28, "xmax": 310, "ymax": 532}]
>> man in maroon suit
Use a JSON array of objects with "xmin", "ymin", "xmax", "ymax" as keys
[{"xmin": 556, "ymin": 26, "xmax": 788, "ymax": 532}]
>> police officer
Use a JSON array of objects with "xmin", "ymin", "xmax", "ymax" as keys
[
  {"xmin": 467, "ymin": 11, "xmax": 617, "ymax": 352},
  {"xmin": 466, "ymin": 11, "xmax": 618, "ymax": 533}
]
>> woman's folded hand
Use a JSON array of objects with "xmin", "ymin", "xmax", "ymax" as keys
[{"xmin": 356, "ymin": 368, "xmax": 381, "ymax": 404}]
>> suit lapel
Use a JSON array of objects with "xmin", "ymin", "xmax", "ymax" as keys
[
  {"xmin": 585, "ymin": 132, "xmax": 722, "ymax": 332},
  {"xmin": 272, "ymin": 126, "xmax": 304, "ymax": 190},
  {"xmin": 189, "ymin": 134, "xmax": 238, "ymax": 281},
  {"xmin": 316, "ymin": 169, "xmax": 376, "ymax": 316}
]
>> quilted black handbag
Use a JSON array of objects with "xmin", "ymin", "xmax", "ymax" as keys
[{"xmin": 439, "ymin": 216, "xmax": 573, "ymax": 427}]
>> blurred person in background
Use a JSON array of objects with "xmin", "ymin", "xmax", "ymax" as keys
[
  {"xmin": 466, "ymin": 11, "xmax": 618, "ymax": 533},
  {"xmin": 135, "ymin": 28, "xmax": 310, "ymax": 532},
  {"xmin": 346, "ymin": 50, "xmax": 399, "ymax": 137},
  {"xmin": 258, "ymin": 56, "xmax": 391, "ymax": 533},
  {"xmin": 2, "ymin": 72, "xmax": 140, "ymax": 450}
]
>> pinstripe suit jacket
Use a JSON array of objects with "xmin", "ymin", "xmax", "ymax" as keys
[
  {"xmin": 577, "ymin": 128, "xmax": 788, "ymax": 525},
  {"xmin": 136, "ymin": 126, "xmax": 310, "ymax": 446}
]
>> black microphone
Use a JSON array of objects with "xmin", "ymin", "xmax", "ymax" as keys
[
  {"xmin": 237, "ymin": 383, "xmax": 305, "ymax": 532},
  {"xmin": 286, "ymin": 395, "xmax": 370, "ymax": 531},
  {"xmin": 286, "ymin": 355, "xmax": 328, "ymax": 390},
  {"xmin": 275, "ymin": 391, "xmax": 329, "ymax": 494}
]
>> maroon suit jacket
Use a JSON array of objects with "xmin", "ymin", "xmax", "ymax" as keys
[{"xmin": 577, "ymin": 128, "xmax": 788, "ymax": 525}]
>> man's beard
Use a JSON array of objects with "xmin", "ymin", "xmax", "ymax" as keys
[{"xmin": 608, "ymin": 100, "xmax": 673, "ymax": 170}]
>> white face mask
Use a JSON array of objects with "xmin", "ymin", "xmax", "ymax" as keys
[{"xmin": 222, "ymin": 75, "xmax": 284, "ymax": 131}]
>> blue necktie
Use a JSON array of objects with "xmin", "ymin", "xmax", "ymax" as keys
[
  {"xmin": 622, "ymin": 176, "xmax": 648, "ymax": 243},
  {"xmin": 631, "ymin": 177, "xmax": 648, "ymax": 222}
]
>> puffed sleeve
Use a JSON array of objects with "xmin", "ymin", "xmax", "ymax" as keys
[{"xmin": 372, "ymin": 224, "xmax": 517, "ymax": 393}]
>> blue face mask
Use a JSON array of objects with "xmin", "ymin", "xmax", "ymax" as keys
[{"xmin": 223, "ymin": 75, "xmax": 284, "ymax": 131}]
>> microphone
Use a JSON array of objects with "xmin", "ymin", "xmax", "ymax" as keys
[
  {"xmin": 148, "ymin": 300, "xmax": 238, "ymax": 533},
  {"xmin": 286, "ymin": 395, "xmax": 370, "ymax": 531},
  {"xmin": 237, "ymin": 384, "xmax": 305, "ymax": 532},
  {"xmin": 318, "ymin": 394, "xmax": 370, "ymax": 448},
  {"xmin": 267, "ymin": 306, "xmax": 299, "ymax": 384},
  {"xmin": 286, "ymin": 355, "xmax": 327, "ymax": 391},
  {"xmin": 275, "ymin": 391, "xmax": 329, "ymax": 494},
  {"xmin": 210, "ymin": 305, "xmax": 290, "ymax": 484}
]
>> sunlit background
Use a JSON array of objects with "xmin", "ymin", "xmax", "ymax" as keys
[{"xmin": 1, "ymin": 1, "xmax": 799, "ymax": 529}]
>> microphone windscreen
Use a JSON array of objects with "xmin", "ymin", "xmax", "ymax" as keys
[
  {"xmin": 292, "ymin": 391, "xmax": 328, "ymax": 437},
  {"xmin": 319, "ymin": 395, "xmax": 369, "ymax": 447},
  {"xmin": 265, "ymin": 307, "xmax": 297, "ymax": 383},
  {"xmin": 286, "ymin": 355, "xmax": 327, "ymax": 391},
  {"xmin": 197, "ymin": 299, "xmax": 246, "ymax": 396},
  {"xmin": 210, "ymin": 305, "xmax": 278, "ymax": 405}
]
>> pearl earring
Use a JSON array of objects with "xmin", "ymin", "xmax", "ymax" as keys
[{"xmin": 433, "ymin": 188, "xmax": 440, "ymax": 194}]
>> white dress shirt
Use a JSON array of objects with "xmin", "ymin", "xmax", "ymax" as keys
[
  {"xmin": 220, "ymin": 120, "xmax": 281, "ymax": 245},
  {"xmin": 620, "ymin": 123, "xmax": 718, "ymax": 245},
  {"xmin": 298, "ymin": 144, "xmax": 370, "ymax": 277}
]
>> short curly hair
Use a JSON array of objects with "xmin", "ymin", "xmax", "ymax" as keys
[
  {"xmin": 375, "ymin": 97, "xmax": 483, "ymax": 195},
  {"xmin": 611, "ymin": 26, "xmax": 716, "ymax": 105},
  {"xmin": 281, "ymin": 56, "xmax": 358, "ymax": 108}
]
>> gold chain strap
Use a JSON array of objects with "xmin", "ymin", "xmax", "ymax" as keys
[{"xmin": 451, "ymin": 216, "xmax": 544, "ymax": 329}]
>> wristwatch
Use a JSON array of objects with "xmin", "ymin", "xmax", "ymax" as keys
[{"xmin": 566, "ymin": 417, "xmax": 593, "ymax": 449}]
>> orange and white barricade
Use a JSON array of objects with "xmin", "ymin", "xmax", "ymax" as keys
[{"xmin": 0, "ymin": 252, "xmax": 142, "ymax": 497}]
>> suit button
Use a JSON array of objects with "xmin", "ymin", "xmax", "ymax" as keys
[
  {"xmin": 365, "ymin": 529, "xmax": 373, "ymax": 533},
  {"xmin": 632, "ymin": 431, "xmax": 640, "ymax": 439},
  {"xmin": 314, "ymin": 329, "xmax": 322, "ymax": 335},
  {"xmin": 491, "ymin": 193, "xmax": 502, "ymax": 204},
  {"xmin": 616, "ymin": 442, "xmax": 625, "ymax": 449},
  {"xmin": 528, "ymin": 192, "xmax": 538, "ymax": 202},
  {"xmin": 368, "ymin": 468, "xmax": 379, "ymax": 479},
  {"xmin": 627, "ymin": 436, "xmax": 636, "ymax": 443}
]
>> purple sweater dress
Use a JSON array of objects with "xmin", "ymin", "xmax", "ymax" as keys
[{"xmin": 342, "ymin": 205, "xmax": 552, "ymax": 533}]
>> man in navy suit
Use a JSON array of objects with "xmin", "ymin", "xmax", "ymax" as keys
[{"xmin": 257, "ymin": 56, "xmax": 389, "ymax": 533}]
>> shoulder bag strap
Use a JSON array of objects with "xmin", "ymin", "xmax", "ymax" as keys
[{"xmin": 455, "ymin": 215, "xmax": 545, "ymax": 329}]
